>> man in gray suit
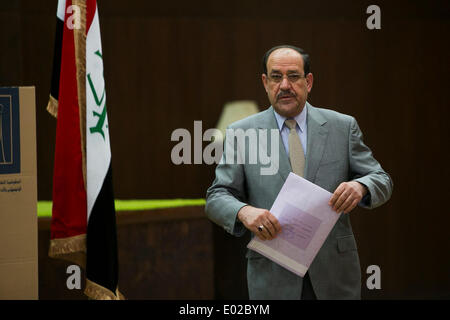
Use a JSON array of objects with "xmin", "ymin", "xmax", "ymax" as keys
[{"xmin": 205, "ymin": 45, "xmax": 393, "ymax": 299}]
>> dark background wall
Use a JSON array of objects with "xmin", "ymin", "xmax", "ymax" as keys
[{"xmin": 1, "ymin": 0, "xmax": 449, "ymax": 299}]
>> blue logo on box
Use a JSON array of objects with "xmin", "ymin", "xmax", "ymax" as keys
[{"xmin": 0, "ymin": 88, "xmax": 21, "ymax": 174}]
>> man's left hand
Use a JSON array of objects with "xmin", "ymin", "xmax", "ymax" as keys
[{"xmin": 329, "ymin": 181, "xmax": 368, "ymax": 214}]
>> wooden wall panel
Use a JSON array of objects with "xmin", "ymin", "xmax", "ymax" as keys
[{"xmin": 38, "ymin": 207, "xmax": 214, "ymax": 299}]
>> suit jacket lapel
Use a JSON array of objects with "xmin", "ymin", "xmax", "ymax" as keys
[
  {"xmin": 305, "ymin": 103, "xmax": 329, "ymax": 182},
  {"xmin": 257, "ymin": 107, "xmax": 291, "ymax": 182}
]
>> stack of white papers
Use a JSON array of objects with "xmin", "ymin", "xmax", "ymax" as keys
[{"xmin": 247, "ymin": 173, "xmax": 341, "ymax": 277}]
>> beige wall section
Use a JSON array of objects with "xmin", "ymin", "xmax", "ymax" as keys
[{"xmin": 0, "ymin": 87, "xmax": 38, "ymax": 300}]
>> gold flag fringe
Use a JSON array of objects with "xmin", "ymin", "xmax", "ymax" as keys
[
  {"xmin": 48, "ymin": 234, "xmax": 87, "ymax": 267},
  {"xmin": 73, "ymin": 0, "xmax": 87, "ymax": 190},
  {"xmin": 85, "ymin": 279, "xmax": 125, "ymax": 300},
  {"xmin": 46, "ymin": 94, "xmax": 58, "ymax": 118},
  {"xmin": 49, "ymin": 235, "xmax": 125, "ymax": 300}
]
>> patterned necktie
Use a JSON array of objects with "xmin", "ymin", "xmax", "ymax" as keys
[{"xmin": 285, "ymin": 119, "xmax": 305, "ymax": 177}]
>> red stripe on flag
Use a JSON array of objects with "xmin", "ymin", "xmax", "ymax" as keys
[
  {"xmin": 86, "ymin": 0, "xmax": 97, "ymax": 34},
  {"xmin": 50, "ymin": 0, "xmax": 87, "ymax": 240}
]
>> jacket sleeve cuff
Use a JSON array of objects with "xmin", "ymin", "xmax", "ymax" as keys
[
  {"xmin": 354, "ymin": 179, "xmax": 372, "ymax": 209},
  {"xmin": 226, "ymin": 202, "xmax": 248, "ymax": 237}
]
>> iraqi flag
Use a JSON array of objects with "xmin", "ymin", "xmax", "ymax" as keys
[{"xmin": 47, "ymin": 0, "xmax": 123, "ymax": 300}]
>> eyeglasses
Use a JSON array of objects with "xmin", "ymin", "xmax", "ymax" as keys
[{"xmin": 268, "ymin": 73, "xmax": 305, "ymax": 84}]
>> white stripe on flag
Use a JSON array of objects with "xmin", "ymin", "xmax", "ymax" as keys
[
  {"xmin": 57, "ymin": 0, "xmax": 66, "ymax": 21},
  {"xmin": 86, "ymin": 5, "xmax": 112, "ymax": 219}
]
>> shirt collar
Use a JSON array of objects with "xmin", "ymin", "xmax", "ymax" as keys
[{"xmin": 273, "ymin": 103, "xmax": 307, "ymax": 132}]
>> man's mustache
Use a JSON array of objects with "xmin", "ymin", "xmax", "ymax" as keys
[{"xmin": 276, "ymin": 91, "xmax": 296, "ymax": 101}]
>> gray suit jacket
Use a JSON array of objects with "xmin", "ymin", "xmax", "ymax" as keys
[{"xmin": 205, "ymin": 102, "xmax": 393, "ymax": 299}]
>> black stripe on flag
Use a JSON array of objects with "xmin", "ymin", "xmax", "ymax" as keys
[
  {"xmin": 50, "ymin": 17, "xmax": 64, "ymax": 101},
  {"xmin": 86, "ymin": 163, "xmax": 119, "ymax": 295}
]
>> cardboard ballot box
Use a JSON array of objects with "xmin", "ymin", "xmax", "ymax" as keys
[{"xmin": 0, "ymin": 87, "xmax": 38, "ymax": 299}]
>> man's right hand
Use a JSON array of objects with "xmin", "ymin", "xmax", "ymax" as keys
[{"xmin": 237, "ymin": 205, "xmax": 282, "ymax": 241}]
